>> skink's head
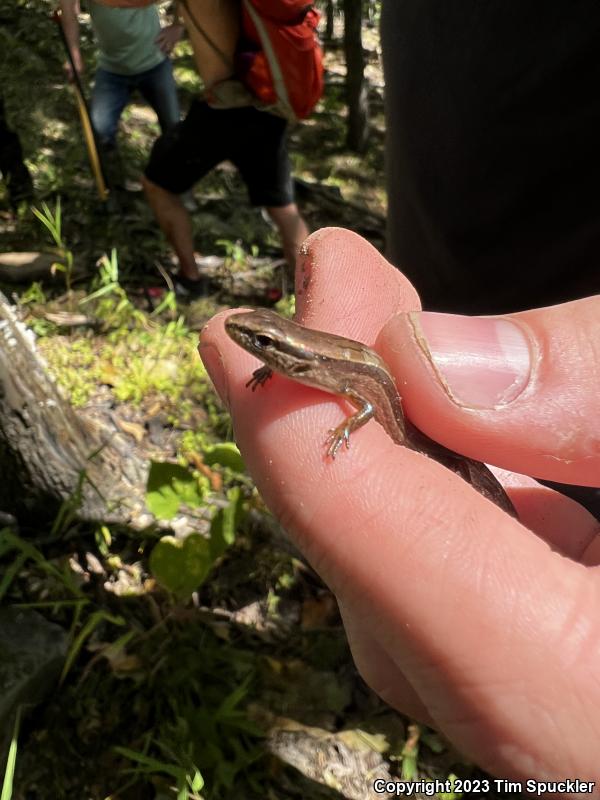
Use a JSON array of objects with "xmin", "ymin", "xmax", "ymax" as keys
[{"xmin": 225, "ymin": 309, "xmax": 318, "ymax": 376}]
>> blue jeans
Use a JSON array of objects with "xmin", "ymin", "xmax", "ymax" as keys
[{"xmin": 91, "ymin": 58, "xmax": 180, "ymax": 149}]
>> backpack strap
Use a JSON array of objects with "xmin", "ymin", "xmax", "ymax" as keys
[
  {"xmin": 178, "ymin": 0, "xmax": 235, "ymax": 74},
  {"xmin": 242, "ymin": 0, "xmax": 294, "ymax": 120}
]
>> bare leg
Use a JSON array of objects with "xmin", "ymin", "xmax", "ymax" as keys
[
  {"xmin": 265, "ymin": 203, "xmax": 310, "ymax": 273},
  {"xmin": 142, "ymin": 174, "xmax": 200, "ymax": 280}
]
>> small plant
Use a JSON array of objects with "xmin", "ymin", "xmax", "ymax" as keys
[
  {"xmin": 145, "ymin": 461, "xmax": 210, "ymax": 521},
  {"xmin": 19, "ymin": 281, "xmax": 46, "ymax": 306},
  {"xmin": 437, "ymin": 774, "xmax": 463, "ymax": 800},
  {"xmin": 400, "ymin": 723, "xmax": 421, "ymax": 781},
  {"xmin": 112, "ymin": 743, "xmax": 204, "ymax": 800},
  {"xmin": 216, "ymin": 238, "xmax": 248, "ymax": 268},
  {"xmin": 147, "ymin": 460, "xmax": 245, "ymax": 598},
  {"xmin": 0, "ymin": 527, "xmax": 84, "ymax": 603},
  {"xmin": 274, "ymin": 293, "xmax": 295, "ymax": 318},
  {"xmin": 39, "ymin": 312, "xmax": 210, "ymax": 409},
  {"xmin": 150, "ymin": 287, "xmax": 178, "ymax": 317},
  {"xmin": 80, "ymin": 248, "xmax": 146, "ymax": 328},
  {"xmin": 110, "ymin": 631, "xmax": 263, "ymax": 799},
  {"xmin": 31, "ymin": 197, "xmax": 75, "ymax": 297},
  {"xmin": 60, "ymin": 609, "xmax": 126, "ymax": 685}
]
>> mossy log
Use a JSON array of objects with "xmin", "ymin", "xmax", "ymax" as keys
[{"xmin": 0, "ymin": 291, "xmax": 147, "ymax": 524}]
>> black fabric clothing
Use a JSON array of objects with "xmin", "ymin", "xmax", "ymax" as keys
[
  {"xmin": 381, "ymin": 1, "xmax": 600, "ymax": 314},
  {"xmin": 145, "ymin": 100, "xmax": 294, "ymax": 207},
  {"xmin": 0, "ymin": 96, "xmax": 33, "ymax": 208}
]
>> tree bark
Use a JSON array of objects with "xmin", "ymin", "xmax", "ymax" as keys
[
  {"xmin": 343, "ymin": 0, "xmax": 369, "ymax": 153},
  {"xmin": 0, "ymin": 292, "xmax": 148, "ymax": 525},
  {"xmin": 324, "ymin": 0, "xmax": 335, "ymax": 41}
]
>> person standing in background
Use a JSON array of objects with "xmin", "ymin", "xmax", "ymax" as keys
[
  {"xmin": 142, "ymin": 0, "xmax": 310, "ymax": 292},
  {"xmin": 59, "ymin": 0, "xmax": 184, "ymax": 189}
]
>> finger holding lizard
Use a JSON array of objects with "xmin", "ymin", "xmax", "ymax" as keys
[{"xmin": 199, "ymin": 227, "xmax": 600, "ymax": 784}]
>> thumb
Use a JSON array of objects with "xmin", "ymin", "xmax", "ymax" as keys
[{"xmin": 379, "ymin": 296, "xmax": 599, "ymax": 486}]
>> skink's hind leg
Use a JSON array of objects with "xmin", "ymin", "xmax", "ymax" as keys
[
  {"xmin": 326, "ymin": 423, "xmax": 351, "ymax": 459},
  {"xmin": 325, "ymin": 388, "xmax": 374, "ymax": 459},
  {"xmin": 246, "ymin": 365, "xmax": 273, "ymax": 390}
]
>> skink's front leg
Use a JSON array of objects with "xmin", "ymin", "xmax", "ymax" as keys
[
  {"xmin": 246, "ymin": 365, "xmax": 273, "ymax": 390},
  {"xmin": 325, "ymin": 387, "xmax": 375, "ymax": 459}
]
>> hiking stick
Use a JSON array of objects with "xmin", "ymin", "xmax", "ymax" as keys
[{"xmin": 52, "ymin": 9, "xmax": 109, "ymax": 201}]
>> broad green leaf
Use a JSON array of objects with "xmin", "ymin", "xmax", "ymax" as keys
[
  {"xmin": 146, "ymin": 461, "xmax": 207, "ymax": 520},
  {"xmin": 202, "ymin": 442, "xmax": 245, "ymax": 473},
  {"xmin": 150, "ymin": 533, "xmax": 213, "ymax": 597}
]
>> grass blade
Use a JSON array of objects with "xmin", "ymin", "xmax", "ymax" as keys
[{"xmin": 1, "ymin": 705, "xmax": 22, "ymax": 800}]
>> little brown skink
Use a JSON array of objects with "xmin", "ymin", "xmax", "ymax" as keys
[{"xmin": 225, "ymin": 308, "xmax": 517, "ymax": 516}]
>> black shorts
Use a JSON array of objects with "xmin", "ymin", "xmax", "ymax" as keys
[{"xmin": 144, "ymin": 100, "xmax": 294, "ymax": 207}]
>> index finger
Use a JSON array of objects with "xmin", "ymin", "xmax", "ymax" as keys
[{"xmin": 295, "ymin": 227, "xmax": 420, "ymax": 338}]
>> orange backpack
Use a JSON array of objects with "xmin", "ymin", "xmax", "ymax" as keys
[
  {"xmin": 181, "ymin": 0, "xmax": 324, "ymax": 122},
  {"xmin": 237, "ymin": 0, "xmax": 324, "ymax": 121}
]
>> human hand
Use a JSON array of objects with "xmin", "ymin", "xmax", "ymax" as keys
[
  {"xmin": 199, "ymin": 227, "xmax": 600, "ymax": 784},
  {"xmin": 63, "ymin": 51, "xmax": 84, "ymax": 82},
  {"xmin": 155, "ymin": 23, "xmax": 184, "ymax": 55}
]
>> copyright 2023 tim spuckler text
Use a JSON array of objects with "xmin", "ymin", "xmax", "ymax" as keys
[{"xmin": 372, "ymin": 778, "xmax": 596, "ymax": 796}]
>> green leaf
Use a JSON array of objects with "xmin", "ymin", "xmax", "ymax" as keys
[
  {"xmin": 0, "ymin": 528, "xmax": 83, "ymax": 597},
  {"xmin": 421, "ymin": 729, "xmax": 446, "ymax": 754},
  {"xmin": 113, "ymin": 745, "xmax": 185, "ymax": 780},
  {"xmin": 146, "ymin": 461, "xmax": 207, "ymax": 520},
  {"xmin": 215, "ymin": 675, "xmax": 251, "ymax": 720},
  {"xmin": 437, "ymin": 774, "xmax": 463, "ymax": 800},
  {"xmin": 188, "ymin": 769, "xmax": 204, "ymax": 792},
  {"xmin": 202, "ymin": 442, "xmax": 245, "ymax": 473},
  {"xmin": 210, "ymin": 486, "xmax": 245, "ymax": 560},
  {"xmin": 0, "ymin": 551, "xmax": 27, "ymax": 602},
  {"xmin": 32, "ymin": 199, "xmax": 61, "ymax": 247},
  {"xmin": 150, "ymin": 533, "xmax": 214, "ymax": 597},
  {"xmin": 60, "ymin": 610, "xmax": 125, "ymax": 684},
  {"xmin": 1, "ymin": 705, "xmax": 21, "ymax": 800}
]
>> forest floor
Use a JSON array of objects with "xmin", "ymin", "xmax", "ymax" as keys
[{"xmin": 1, "ymin": 3, "xmax": 513, "ymax": 799}]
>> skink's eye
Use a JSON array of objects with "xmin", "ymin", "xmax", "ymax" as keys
[{"xmin": 254, "ymin": 334, "xmax": 274, "ymax": 349}]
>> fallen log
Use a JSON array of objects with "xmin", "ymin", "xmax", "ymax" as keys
[
  {"xmin": 0, "ymin": 291, "xmax": 148, "ymax": 524},
  {"xmin": 0, "ymin": 252, "xmax": 56, "ymax": 284}
]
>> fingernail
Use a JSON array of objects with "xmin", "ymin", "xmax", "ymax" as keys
[
  {"xmin": 410, "ymin": 312, "xmax": 532, "ymax": 407},
  {"xmin": 198, "ymin": 339, "xmax": 230, "ymax": 410}
]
